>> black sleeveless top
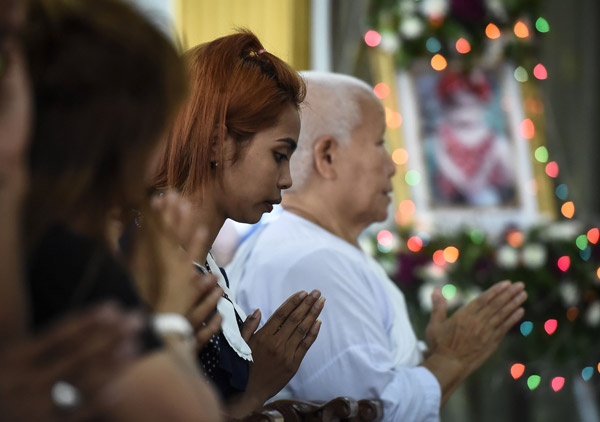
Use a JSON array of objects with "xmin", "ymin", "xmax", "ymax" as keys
[
  {"xmin": 27, "ymin": 225, "xmax": 161, "ymax": 351},
  {"xmin": 195, "ymin": 263, "xmax": 250, "ymax": 399}
]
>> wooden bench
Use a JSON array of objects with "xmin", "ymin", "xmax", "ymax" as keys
[{"xmin": 235, "ymin": 397, "xmax": 383, "ymax": 422}]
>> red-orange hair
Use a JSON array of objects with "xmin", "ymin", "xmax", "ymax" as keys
[{"xmin": 153, "ymin": 30, "xmax": 306, "ymax": 195}]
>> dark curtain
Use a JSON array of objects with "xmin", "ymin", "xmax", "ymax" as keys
[{"xmin": 541, "ymin": 0, "xmax": 600, "ymax": 223}]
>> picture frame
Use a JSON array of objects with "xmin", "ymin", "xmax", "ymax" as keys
[{"xmin": 397, "ymin": 61, "xmax": 540, "ymax": 234}]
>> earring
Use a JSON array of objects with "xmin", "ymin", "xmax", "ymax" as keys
[
  {"xmin": 133, "ymin": 209, "xmax": 143, "ymax": 228},
  {"xmin": 210, "ymin": 161, "xmax": 218, "ymax": 168}
]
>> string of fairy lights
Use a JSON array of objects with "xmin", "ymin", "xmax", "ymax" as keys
[{"xmin": 364, "ymin": 13, "xmax": 600, "ymax": 393}]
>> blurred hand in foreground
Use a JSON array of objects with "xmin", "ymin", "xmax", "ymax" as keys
[{"xmin": 0, "ymin": 303, "xmax": 144, "ymax": 421}]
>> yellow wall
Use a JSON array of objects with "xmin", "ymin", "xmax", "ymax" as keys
[{"xmin": 173, "ymin": 0, "xmax": 310, "ymax": 70}]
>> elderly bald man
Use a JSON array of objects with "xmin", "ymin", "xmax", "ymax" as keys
[{"xmin": 229, "ymin": 72, "xmax": 527, "ymax": 421}]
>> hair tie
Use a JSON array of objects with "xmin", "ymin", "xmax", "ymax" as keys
[{"xmin": 248, "ymin": 49, "xmax": 266, "ymax": 58}]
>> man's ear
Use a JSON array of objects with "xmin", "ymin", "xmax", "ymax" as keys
[{"xmin": 313, "ymin": 135, "xmax": 339, "ymax": 180}]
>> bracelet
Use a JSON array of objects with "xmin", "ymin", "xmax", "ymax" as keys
[{"xmin": 151, "ymin": 313, "xmax": 195, "ymax": 350}]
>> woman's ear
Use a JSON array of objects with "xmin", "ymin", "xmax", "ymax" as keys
[
  {"xmin": 313, "ymin": 135, "xmax": 339, "ymax": 180},
  {"xmin": 210, "ymin": 124, "xmax": 229, "ymax": 164}
]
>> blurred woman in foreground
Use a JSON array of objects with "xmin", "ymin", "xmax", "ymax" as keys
[{"xmin": 20, "ymin": 0, "xmax": 222, "ymax": 419}]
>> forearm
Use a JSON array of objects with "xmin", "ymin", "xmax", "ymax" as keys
[
  {"xmin": 420, "ymin": 352, "xmax": 467, "ymax": 406},
  {"xmin": 159, "ymin": 333, "xmax": 201, "ymax": 372},
  {"xmin": 109, "ymin": 350, "xmax": 222, "ymax": 421}
]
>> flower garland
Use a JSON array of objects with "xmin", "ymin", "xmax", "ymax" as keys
[{"xmin": 367, "ymin": 0, "xmax": 548, "ymax": 70}]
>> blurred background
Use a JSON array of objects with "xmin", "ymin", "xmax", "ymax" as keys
[{"xmin": 128, "ymin": 0, "xmax": 600, "ymax": 420}]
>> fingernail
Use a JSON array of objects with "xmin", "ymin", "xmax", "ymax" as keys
[
  {"xmin": 314, "ymin": 297, "xmax": 326, "ymax": 309},
  {"xmin": 311, "ymin": 320, "xmax": 322, "ymax": 334},
  {"xmin": 299, "ymin": 291, "xmax": 308, "ymax": 299},
  {"xmin": 251, "ymin": 309, "xmax": 260, "ymax": 319},
  {"xmin": 311, "ymin": 290, "xmax": 321, "ymax": 299}
]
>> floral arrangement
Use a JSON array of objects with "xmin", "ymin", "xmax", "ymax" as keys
[
  {"xmin": 364, "ymin": 0, "xmax": 599, "ymax": 398},
  {"xmin": 367, "ymin": 0, "xmax": 547, "ymax": 69},
  {"xmin": 363, "ymin": 221, "xmax": 600, "ymax": 384}
]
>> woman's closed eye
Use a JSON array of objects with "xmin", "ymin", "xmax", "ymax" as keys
[{"xmin": 274, "ymin": 151, "xmax": 289, "ymax": 163}]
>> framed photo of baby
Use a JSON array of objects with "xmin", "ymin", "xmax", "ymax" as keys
[{"xmin": 397, "ymin": 62, "xmax": 539, "ymax": 233}]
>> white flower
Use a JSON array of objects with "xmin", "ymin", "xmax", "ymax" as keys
[
  {"xmin": 585, "ymin": 302, "xmax": 600, "ymax": 327},
  {"xmin": 445, "ymin": 288, "xmax": 462, "ymax": 310},
  {"xmin": 558, "ymin": 282, "xmax": 579, "ymax": 307},
  {"xmin": 419, "ymin": 263, "xmax": 447, "ymax": 283},
  {"xmin": 542, "ymin": 221, "xmax": 583, "ymax": 241},
  {"xmin": 462, "ymin": 286, "xmax": 483, "ymax": 305},
  {"xmin": 379, "ymin": 31, "xmax": 400, "ymax": 53},
  {"xmin": 398, "ymin": 1, "xmax": 418, "ymax": 15},
  {"xmin": 521, "ymin": 244, "xmax": 547, "ymax": 269},
  {"xmin": 400, "ymin": 16, "xmax": 425, "ymax": 39},
  {"xmin": 485, "ymin": 0, "xmax": 508, "ymax": 20},
  {"xmin": 496, "ymin": 245, "xmax": 519, "ymax": 269},
  {"xmin": 380, "ymin": 257, "xmax": 399, "ymax": 275},
  {"xmin": 419, "ymin": 283, "xmax": 436, "ymax": 312},
  {"xmin": 420, "ymin": 0, "xmax": 448, "ymax": 18},
  {"xmin": 386, "ymin": 232, "xmax": 401, "ymax": 254}
]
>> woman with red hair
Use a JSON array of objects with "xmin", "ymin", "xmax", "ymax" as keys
[{"xmin": 154, "ymin": 31, "xmax": 325, "ymax": 418}]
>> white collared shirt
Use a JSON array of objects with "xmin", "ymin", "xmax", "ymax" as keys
[
  {"xmin": 228, "ymin": 210, "xmax": 441, "ymax": 422},
  {"xmin": 205, "ymin": 253, "xmax": 253, "ymax": 361}
]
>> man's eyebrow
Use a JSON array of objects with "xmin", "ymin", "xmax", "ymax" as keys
[{"xmin": 277, "ymin": 137, "xmax": 297, "ymax": 152}]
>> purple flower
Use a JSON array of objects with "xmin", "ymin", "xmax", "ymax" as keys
[
  {"xmin": 450, "ymin": 0, "xmax": 485, "ymax": 22},
  {"xmin": 396, "ymin": 253, "xmax": 429, "ymax": 285}
]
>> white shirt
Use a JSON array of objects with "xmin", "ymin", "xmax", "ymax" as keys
[{"xmin": 228, "ymin": 210, "xmax": 441, "ymax": 422}]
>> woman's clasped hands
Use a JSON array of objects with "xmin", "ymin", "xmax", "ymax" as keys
[{"xmin": 229, "ymin": 289, "xmax": 325, "ymax": 414}]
